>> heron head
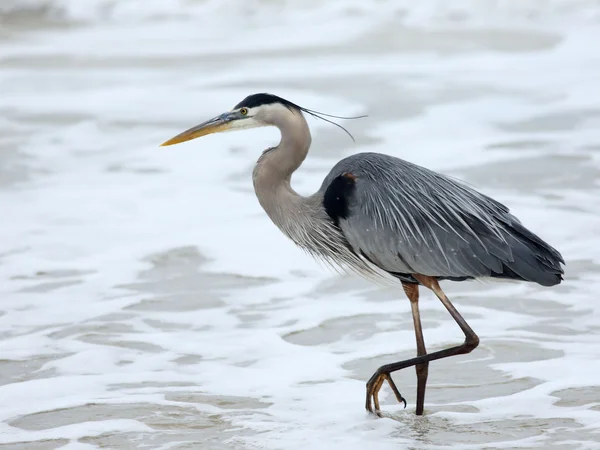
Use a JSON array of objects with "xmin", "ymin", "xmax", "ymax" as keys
[
  {"xmin": 161, "ymin": 93, "xmax": 364, "ymax": 147},
  {"xmin": 160, "ymin": 93, "xmax": 302, "ymax": 147}
]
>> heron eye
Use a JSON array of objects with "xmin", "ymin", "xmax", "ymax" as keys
[{"xmin": 240, "ymin": 107, "xmax": 248, "ymax": 116}]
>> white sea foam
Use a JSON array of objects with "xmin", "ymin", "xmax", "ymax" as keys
[{"xmin": 1, "ymin": 1, "xmax": 600, "ymax": 449}]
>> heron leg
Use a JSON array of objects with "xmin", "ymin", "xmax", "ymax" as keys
[
  {"xmin": 366, "ymin": 275, "xmax": 479, "ymax": 416},
  {"xmin": 403, "ymin": 282, "xmax": 428, "ymax": 416}
]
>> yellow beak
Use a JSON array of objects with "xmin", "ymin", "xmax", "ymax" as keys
[{"xmin": 160, "ymin": 113, "xmax": 234, "ymax": 147}]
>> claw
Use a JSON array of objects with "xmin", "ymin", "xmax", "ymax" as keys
[
  {"xmin": 384, "ymin": 373, "xmax": 407, "ymax": 409},
  {"xmin": 366, "ymin": 371, "xmax": 407, "ymax": 416}
]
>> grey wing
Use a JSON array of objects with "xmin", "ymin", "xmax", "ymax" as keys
[{"xmin": 321, "ymin": 153, "xmax": 564, "ymax": 286}]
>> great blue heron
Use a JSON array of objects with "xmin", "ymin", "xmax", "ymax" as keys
[{"xmin": 161, "ymin": 93, "xmax": 564, "ymax": 416}]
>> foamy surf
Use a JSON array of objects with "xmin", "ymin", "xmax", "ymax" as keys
[{"xmin": 1, "ymin": 1, "xmax": 599, "ymax": 449}]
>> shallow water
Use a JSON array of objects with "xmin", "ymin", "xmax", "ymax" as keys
[{"xmin": 1, "ymin": 1, "xmax": 600, "ymax": 449}]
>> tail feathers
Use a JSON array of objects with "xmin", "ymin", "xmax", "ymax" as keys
[{"xmin": 492, "ymin": 219, "xmax": 564, "ymax": 287}]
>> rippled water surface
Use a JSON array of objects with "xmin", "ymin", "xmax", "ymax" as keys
[{"xmin": 1, "ymin": 1, "xmax": 600, "ymax": 449}]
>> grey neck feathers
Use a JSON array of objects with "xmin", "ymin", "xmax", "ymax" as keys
[
  {"xmin": 252, "ymin": 108, "xmax": 313, "ymax": 239},
  {"xmin": 251, "ymin": 108, "xmax": 379, "ymax": 277},
  {"xmin": 253, "ymin": 108, "xmax": 311, "ymax": 185}
]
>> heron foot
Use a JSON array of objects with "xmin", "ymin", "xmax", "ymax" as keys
[{"xmin": 365, "ymin": 371, "xmax": 407, "ymax": 416}]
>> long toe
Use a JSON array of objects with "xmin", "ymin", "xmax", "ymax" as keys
[
  {"xmin": 366, "ymin": 373, "xmax": 404, "ymax": 416},
  {"xmin": 384, "ymin": 374, "xmax": 407, "ymax": 409},
  {"xmin": 365, "ymin": 373, "xmax": 385, "ymax": 414}
]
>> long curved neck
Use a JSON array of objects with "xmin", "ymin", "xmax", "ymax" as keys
[
  {"xmin": 254, "ymin": 109, "xmax": 311, "ymax": 185},
  {"xmin": 250, "ymin": 106, "xmax": 377, "ymax": 276},
  {"xmin": 252, "ymin": 109, "xmax": 312, "ymax": 236}
]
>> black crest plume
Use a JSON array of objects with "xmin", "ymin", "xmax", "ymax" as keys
[{"xmin": 234, "ymin": 93, "xmax": 366, "ymax": 141}]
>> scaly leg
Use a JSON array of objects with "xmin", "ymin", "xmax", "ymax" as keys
[
  {"xmin": 403, "ymin": 282, "xmax": 429, "ymax": 415},
  {"xmin": 366, "ymin": 275, "xmax": 479, "ymax": 416}
]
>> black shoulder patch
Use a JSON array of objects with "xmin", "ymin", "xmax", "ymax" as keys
[
  {"xmin": 323, "ymin": 173, "xmax": 356, "ymax": 227},
  {"xmin": 234, "ymin": 93, "xmax": 301, "ymax": 111}
]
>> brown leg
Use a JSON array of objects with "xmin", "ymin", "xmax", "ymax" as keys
[
  {"xmin": 366, "ymin": 275, "xmax": 479, "ymax": 416},
  {"xmin": 403, "ymin": 282, "xmax": 428, "ymax": 415},
  {"xmin": 364, "ymin": 282, "xmax": 426, "ymax": 415}
]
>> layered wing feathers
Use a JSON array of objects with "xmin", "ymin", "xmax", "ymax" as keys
[{"xmin": 321, "ymin": 153, "xmax": 564, "ymax": 286}]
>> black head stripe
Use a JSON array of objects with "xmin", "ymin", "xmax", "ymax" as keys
[
  {"xmin": 233, "ymin": 93, "xmax": 362, "ymax": 141},
  {"xmin": 234, "ymin": 93, "xmax": 300, "ymax": 111}
]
